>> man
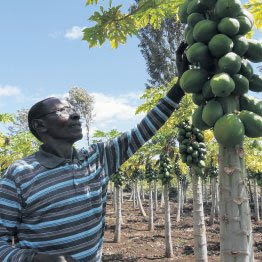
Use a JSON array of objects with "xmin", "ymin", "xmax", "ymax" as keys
[{"xmin": 0, "ymin": 43, "xmax": 188, "ymax": 262}]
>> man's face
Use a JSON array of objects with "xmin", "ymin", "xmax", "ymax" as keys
[{"xmin": 40, "ymin": 98, "xmax": 83, "ymax": 143}]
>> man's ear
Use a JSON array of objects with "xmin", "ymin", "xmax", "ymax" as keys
[{"xmin": 31, "ymin": 119, "xmax": 47, "ymax": 133}]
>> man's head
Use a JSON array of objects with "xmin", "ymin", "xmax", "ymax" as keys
[{"xmin": 28, "ymin": 97, "xmax": 83, "ymax": 144}]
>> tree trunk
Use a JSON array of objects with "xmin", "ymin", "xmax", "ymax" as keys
[
  {"xmin": 192, "ymin": 167, "xmax": 208, "ymax": 262},
  {"xmin": 109, "ymin": 181, "xmax": 113, "ymax": 200},
  {"xmin": 164, "ymin": 183, "xmax": 174, "ymax": 258},
  {"xmin": 121, "ymin": 186, "xmax": 124, "ymax": 204},
  {"xmin": 176, "ymin": 181, "xmax": 181, "ymax": 222},
  {"xmin": 113, "ymin": 186, "xmax": 121, "ymax": 243},
  {"xmin": 260, "ymin": 186, "xmax": 262, "ymax": 218},
  {"xmin": 209, "ymin": 177, "xmax": 217, "ymax": 226},
  {"xmin": 215, "ymin": 180, "xmax": 220, "ymax": 218},
  {"xmin": 135, "ymin": 180, "xmax": 147, "ymax": 217},
  {"xmin": 160, "ymin": 185, "xmax": 165, "ymax": 208},
  {"xmin": 253, "ymin": 179, "xmax": 260, "ymax": 222},
  {"xmin": 181, "ymin": 184, "xmax": 184, "ymax": 214},
  {"xmin": 154, "ymin": 180, "xmax": 158, "ymax": 211},
  {"xmin": 113, "ymin": 186, "xmax": 117, "ymax": 211},
  {"xmin": 133, "ymin": 184, "xmax": 137, "ymax": 209},
  {"xmin": 148, "ymin": 181, "xmax": 154, "ymax": 231},
  {"xmin": 219, "ymin": 144, "xmax": 254, "ymax": 262},
  {"xmin": 140, "ymin": 180, "xmax": 145, "ymax": 201},
  {"xmin": 129, "ymin": 185, "xmax": 134, "ymax": 201},
  {"xmin": 247, "ymin": 176, "xmax": 254, "ymax": 205}
]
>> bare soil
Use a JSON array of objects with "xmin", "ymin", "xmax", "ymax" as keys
[{"xmin": 103, "ymin": 195, "xmax": 262, "ymax": 261}]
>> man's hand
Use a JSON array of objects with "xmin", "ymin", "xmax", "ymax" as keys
[
  {"xmin": 176, "ymin": 42, "xmax": 189, "ymax": 78},
  {"xmin": 33, "ymin": 254, "xmax": 76, "ymax": 262}
]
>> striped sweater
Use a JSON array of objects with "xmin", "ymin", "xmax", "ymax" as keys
[{"xmin": 0, "ymin": 94, "xmax": 179, "ymax": 261}]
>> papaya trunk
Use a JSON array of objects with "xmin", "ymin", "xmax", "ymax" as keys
[
  {"xmin": 253, "ymin": 179, "xmax": 260, "ymax": 222},
  {"xmin": 260, "ymin": 186, "xmax": 262, "ymax": 218},
  {"xmin": 164, "ymin": 183, "xmax": 173, "ymax": 258},
  {"xmin": 113, "ymin": 186, "xmax": 117, "ymax": 211},
  {"xmin": 209, "ymin": 177, "xmax": 216, "ymax": 226},
  {"xmin": 135, "ymin": 180, "xmax": 147, "ymax": 217},
  {"xmin": 154, "ymin": 180, "xmax": 158, "ymax": 211},
  {"xmin": 181, "ymin": 184, "xmax": 184, "ymax": 214},
  {"xmin": 192, "ymin": 167, "xmax": 208, "ymax": 262},
  {"xmin": 215, "ymin": 179, "xmax": 219, "ymax": 218},
  {"xmin": 113, "ymin": 186, "xmax": 121, "ymax": 243},
  {"xmin": 160, "ymin": 185, "xmax": 165, "ymax": 208},
  {"xmin": 176, "ymin": 181, "xmax": 181, "ymax": 222},
  {"xmin": 140, "ymin": 180, "xmax": 145, "ymax": 201},
  {"xmin": 148, "ymin": 181, "xmax": 154, "ymax": 231},
  {"xmin": 218, "ymin": 144, "xmax": 254, "ymax": 262}
]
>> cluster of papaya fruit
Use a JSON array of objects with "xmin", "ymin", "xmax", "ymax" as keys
[
  {"xmin": 145, "ymin": 161, "xmax": 158, "ymax": 182},
  {"xmin": 178, "ymin": 120, "xmax": 207, "ymax": 176},
  {"xmin": 178, "ymin": 0, "xmax": 262, "ymax": 147},
  {"xmin": 112, "ymin": 169, "xmax": 125, "ymax": 187},
  {"xmin": 159, "ymin": 153, "xmax": 173, "ymax": 184}
]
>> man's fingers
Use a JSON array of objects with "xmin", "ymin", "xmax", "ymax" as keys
[{"xmin": 176, "ymin": 42, "xmax": 188, "ymax": 56}]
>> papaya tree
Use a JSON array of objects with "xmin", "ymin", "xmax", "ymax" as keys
[
  {"xmin": 159, "ymin": 152, "xmax": 174, "ymax": 258},
  {"xmin": 179, "ymin": 0, "xmax": 262, "ymax": 260},
  {"xmin": 145, "ymin": 159, "xmax": 158, "ymax": 231},
  {"xmin": 111, "ymin": 168, "xmax": 125, "ymax": 242},
  {"xmin": 177, "ymin": 119, "xmax": 208, "ymax": 262}
]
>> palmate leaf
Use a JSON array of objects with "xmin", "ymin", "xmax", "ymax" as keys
[
  {"xmin": 83, "ymin": 0, "xmax": 184, "ymax": 48},
  {"xmin": 244, "ymin": 0, "xmax": 262, "ymax": 30}
]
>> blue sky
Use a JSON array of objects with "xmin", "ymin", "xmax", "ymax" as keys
[
  {"xmin": 0, "ymin": 0, "xmax": 147, "ymax": 145},
  {"xmin": 0, "ymin": 0, "xmax": 261, "ymax": 147}
]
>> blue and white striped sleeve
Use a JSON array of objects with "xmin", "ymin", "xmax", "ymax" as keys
[
  {"xmin": 100, "ymin": 94, "xmax": 180, "ymax": 177},
  {"xmin": 0, "ymin": 165, "xmax": 35, "ymax": 262}
]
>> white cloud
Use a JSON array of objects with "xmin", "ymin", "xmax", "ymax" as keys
[
  {"xmin": 91, "ymin": 92, "xmax": 144, "ymax": 124},
  {"xmin": 0, "ymin": 85, "xmax": 21, "ymax": 97},
  {"xmin": 64, "ymin": 26, "xmax": 85, "ymax": 40}
]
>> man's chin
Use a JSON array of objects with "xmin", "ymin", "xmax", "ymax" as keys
[{"xmin": 73, "ymin": 133, "xmax": 83, "ymax": 143}]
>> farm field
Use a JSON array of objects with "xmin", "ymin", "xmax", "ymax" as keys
[{"xmin": 103, "ymin": 195, "xmax": 262, "ymax": 261}]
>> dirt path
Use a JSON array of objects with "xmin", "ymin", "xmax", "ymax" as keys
[{"xmin": 103, "ymin": 196, "xmax": 262, "ymax": 261}]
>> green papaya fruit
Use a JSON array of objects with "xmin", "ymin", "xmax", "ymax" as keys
[
  {"xmin": 211, "ymin": 73, "xmax": 235, "ymax": 97},
  {"xmin": 249, "ymin": 74, "xmax": 262, "ymax": 92},
  {"xmin": 193, "ymin": 20, "xmax": 217, "ymax": 43},
  {"xmin": 186, "ymin": 42, "xmax": 211, "ymax": 64},
  {"xmin": 238, "ymin": 8, "xmax": 254, "ymax": 26},
  {"xmin": 192, "ymin": 93, "xmax": 206, "ymax": 106},
  {"xmin": 217, "ymin": 95, "xmax": 238, "ymax": 113},
  {"xmin": 245, "ymin": 39, "xmax": 262, "ymax": 63},
  {"xmin": 202, "ymin": 80, "xmax": 215, "ymax": 99},
  {"xmin": 192, "ymin": 106, "xmax": 210, "ymax": 130},
  {"xmin": 239, "ymin": 59, "xmax": 253, "ymax": 79},
  {"xmin": 187, "ymin": 12, "xmax": 205, "ymax": 28},
  {"xmin": 200, "ymin": 0, "xmax": 217, "ymax": 9},
  {"xmin": 214, "ymin": 113, "xmax": 245, "ymax": 146},
  {"xmin": 178, "ymin": 2, "xmax": 190, "ymax": 23},
  {"xmin": 237, "ymin": 15, "xmax": 253, "ymax": 35},
  {"xmin": 218, "ymin": 17, "xmax": 240, "ymax": 36},
  {"xmin": 185, "ymin": 27, "xmax": 195, "ymax": 46},
  {"xmin": 187, "ymin": 0, "xmax": 207, "ymax": 15},
  {"xmin": 214, "ymin": 0, "xmax": 242, "ymax": 18},
  {"xmin": 239, "ymin": 110, "xmax": 262, "ymax": 138},
  {"xmin": 239, "ymin": 95, "xmax": 262, "ymax": 116},
  {"xmin": 232, "ymin": 35, "xmax": 249, "ymax": 56},
  {"xmin": 218, "ymin": 52, "xmax": 242, "ymax": 75},
  {"xmin": 208, "ymin": 34, "xmax": 233, "ymax": 58},
  {"xmin": 202, "ymin": 100, "xmax": 224, "ymax": 127},
  {"xmin": 180, "ymin": 68, "xmax": 209, "ymax": 93},
  {"xmin": 231, "ymin": 74, "xmax": 249, "ymax": 95}
]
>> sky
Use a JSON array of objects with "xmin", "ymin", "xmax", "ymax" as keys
[
  {"xmin": 0, "ymin": 0, "xmax": 261, "ymax": 147},
  {"xmin": 0, "ymin": 0, "xmax": 148, "ymax": 146}
]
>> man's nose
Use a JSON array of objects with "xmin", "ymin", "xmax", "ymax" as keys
[{"xmin": 70, "ymin": 111, "xmax": 80, "ymax": 120}]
